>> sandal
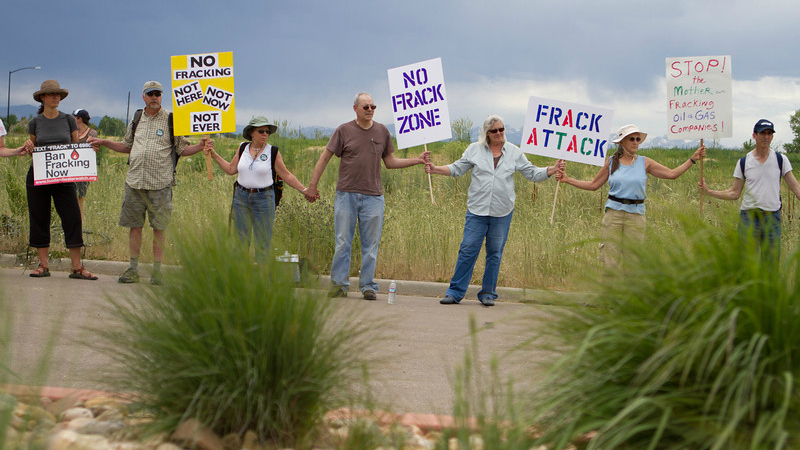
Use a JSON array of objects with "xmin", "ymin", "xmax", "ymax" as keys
[
  {"xmin": 29, "ymin": 264, "xmax": 50, "ymax": 278},
  {"xmin": 69, "ymin": 266, "xmax": 98, "ymax": 280}
]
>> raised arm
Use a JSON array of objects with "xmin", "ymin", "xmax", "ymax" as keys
[
  {"xmin": 88, "ymin": 136, "xmax": 131, "ymax": 154},
  {"xmin": 646, "ymin": 144, "xmax": 705, "ymax": 179},
  {"xmin": 205, "ymin": 142, "xmax": 239, "ymax": 175}
]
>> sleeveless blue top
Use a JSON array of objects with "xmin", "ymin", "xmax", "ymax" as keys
[{"xmin": 605, "ymin": 156, "xmax": 647, "ymax": 215}]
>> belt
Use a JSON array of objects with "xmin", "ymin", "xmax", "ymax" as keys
[
  {"xmin": 608, "ymin": 194, "xmax": 644, "ymax": 205},
  {"xmin": 235, "ymin": 182, "xmax": 272, "ymax": 193}
]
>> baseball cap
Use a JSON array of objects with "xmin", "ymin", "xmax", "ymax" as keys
[
  {"xmin": 72, "ymin": 109, "xmax": 90, "ymax": 122},
  {"xmin": 753, "ymin": 119, "xmax": 775, "ymax": 133},
  {"xmin": 142, "ymin": 81, "xmax": 163, "ymax": 94}
]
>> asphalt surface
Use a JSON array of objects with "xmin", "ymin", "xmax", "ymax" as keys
[{"xmin": 1, "ymin": 256, "xmax": 577, "ymax": 415}]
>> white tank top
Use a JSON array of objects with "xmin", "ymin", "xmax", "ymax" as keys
[{"xmin": 236, "ymin": 143, "xmax": 273, "ymax": 189}]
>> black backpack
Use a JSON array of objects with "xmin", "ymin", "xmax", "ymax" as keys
[
  {"xmin": 739, "ymin": 151, "xmax": 784, "ymax": 181},
  {"xmin": 129, "ymin": 109, "xmax": 180, "ymax": 183},
  {"xmin": 235, "ymin": 142, "xmax": 284, "ymax": 207}
]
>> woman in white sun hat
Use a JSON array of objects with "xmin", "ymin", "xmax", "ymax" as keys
[{"xmin": 556, "ymin": 124, "xmax": 705, "ymax": 270}]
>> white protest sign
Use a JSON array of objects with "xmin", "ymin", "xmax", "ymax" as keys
[
  {"xmin": 33, "ymin": 143, "xmax": 97, "ymax": 186},
  {"xmin": 387, "ymin": 57, "xmax": 451, "ymax": 149},
  {"xmin": 520, "ymin": 97, "xmax": 615, "ymax": 167},
  {"xmin": 666, "ymin": 55, "xmax": 732, "ymax": 140}
]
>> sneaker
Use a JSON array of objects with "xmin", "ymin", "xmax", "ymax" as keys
[
  {"xmin": 327, "ymin": 286, "xmax": 347, "ymax": 298},
  {"xmin": 150, "ymin": 271, "xmax": 163, "ymax": 285},
  {"xmin": 118, "ymin": 268, "xmax": 140, "ymax": 284},
  {"xmin": 479, "ymin": 297, "xmax": 495, "ymax": 307},
  {"xmin": 362, "ymin": 289, "xmax": 377, "ymax": 300},
  {"xmin": 440, "ymin": 296, "xmax": 459, "ymax": 305}
]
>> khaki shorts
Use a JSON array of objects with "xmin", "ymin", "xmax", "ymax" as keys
[{"xmin": 119, "ymin": 184, "xmax": 173, "ymax": 230}]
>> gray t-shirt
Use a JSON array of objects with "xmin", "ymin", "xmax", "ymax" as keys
[{"xmin": 28, "ymin": 112, "xmax": 77, "ymax": 146}]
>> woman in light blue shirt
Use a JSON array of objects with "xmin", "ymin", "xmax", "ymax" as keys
[
  {"xmin": 557, "ymin": 124, "xmax": 705, "ymax": 270},
  {"xmin": 426, "ymin": 115, "xmax": 563, "ymax": 306}
]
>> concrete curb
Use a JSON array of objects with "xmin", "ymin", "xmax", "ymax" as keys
[{"xmin": 0, "ymin": 253, "xmax": 581, "ymax": 303}]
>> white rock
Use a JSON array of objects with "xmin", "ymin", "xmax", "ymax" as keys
[
  {"xmin": 67, "ymin": 418, "xmax": 96, "ymax": 430},
  {"xmin": 48, "ymin": 429, "xmax": 110, "ymax": 450},
  {"xmin": 60, "ymin": 407, "xmax": 94, "ymax": 422}
]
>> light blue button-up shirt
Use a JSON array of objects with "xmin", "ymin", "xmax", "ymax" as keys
[{"xmin": 447, "ymin": 141, "xmax": 550, "ymax": 217}]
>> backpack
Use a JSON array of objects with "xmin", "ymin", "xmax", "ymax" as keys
[
  {"xmin": 129, "ymin": 109, "xmax": 179, "ymax": 183},
  {"xmin": 236, "ymin": 142, "xmax": 284, "ymax": 207}
]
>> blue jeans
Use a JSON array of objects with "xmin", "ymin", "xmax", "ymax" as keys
[
  {"xmin": 232, "ymin": 187, "xmax": 275, "ymax": 263},
  {"xmin": 739, "ymin": 209, "xmax": 781, "ymax": 260},
  {"xmin": 446, "ymin": 210, "xmax": 513, "ymax": 302},
  {"xmin": 331, "ymin": 191, "xmax": 384, "ymax": 293}
]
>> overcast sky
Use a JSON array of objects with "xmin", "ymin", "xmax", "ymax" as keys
[{"xmin": 4, "ymin": 0, "xmax": 799, "ymax": 148}]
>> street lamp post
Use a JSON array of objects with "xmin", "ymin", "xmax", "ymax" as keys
[{"xmin": 7, "ymin": 66, "xmax": 41, "ymax": 125}]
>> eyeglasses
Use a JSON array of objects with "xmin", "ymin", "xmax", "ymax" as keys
[
  {"xmin": 361, "ymin": 105, "xmax": 377, "ymax": 111},
  {"xmin": 488, "ymin": 127, "xmax": 505, "ymax": 134},
  {"xmin": 146, "ymin": 91, "xmax": 162, "ymax": 97},
  {"xmin": 628, "ymin": 136, "xmax": 641, "ymax": 142},
  {"xmin": 255, "ymin": 129, "xmax": 270, "ymax": 135}
]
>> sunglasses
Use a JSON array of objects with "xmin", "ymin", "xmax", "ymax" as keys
[
  {"xmin": 361, "ymin": 105, "xmax": 377, "ymax": 111},
  {"xmin": 146, "ymin": 91, "xmax": 162, "ymax": 97},
  {"xmin": 255, "ymin": 129, "xmax": 270, "ymax": 135},
  {"xmin": 628, "ymin": 136, "xmax": 641, "ymax": 142},
  {"xmin": 488, "ymin": 127, "xmax": 505, "ymax": 134}
]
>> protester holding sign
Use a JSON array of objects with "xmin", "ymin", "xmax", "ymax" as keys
[
  {"xmin": 425, "ymin": 115, "xmax": 563, "ymax": 306},
  {"xmin": 90, "ymin": 81, "xmax": 211, "ymax": 285},
  {"xmin": 24, "ymin": 80, "xmax": 97, "ymax": 280},
  {"xmin": 0, "ymin": 119, "xmax": 27, "ymax": 157},
  {"xmin": 699, "ymin": 119, "xmax": 800, "ymax": 260},
  {"xmin": 556, "ymin": 124, "xmax": 704, "ymax": 271},
  {"xmin": 72, "ymin": 109, "xmax": 97, "ymax": 221},
  {"xmin": 205, "ymin": 116, "xmax": 311, "ymax": 263}
]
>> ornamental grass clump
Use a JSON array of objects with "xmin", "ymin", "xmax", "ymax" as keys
[
  {"xmin": 95, "ymin": 224, "xmax": 375, "ymax": 448},
  {"xmin": 529, "ymin": 217, "xmax": 800, "ymax": 449}
]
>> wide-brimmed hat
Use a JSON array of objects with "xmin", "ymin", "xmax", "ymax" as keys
[
  {"xmin": 243, "ymin": 116, "xmax": 278, "ymax": 141},
  {"xmin": 612, "ymin": 124, "xmax": 647, "ymax": 144},
  {"xmin": 33, "ymin": 80, "xmax": 69, "ymax": 102}
]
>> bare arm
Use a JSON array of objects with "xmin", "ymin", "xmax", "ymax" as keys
[
  {"xmin": 0, "ymin": 136, "xmax": 26, "ymax": 157},
  {"xmin": 383, "ymin": 150, "xmax": 429, "ymax": 169},
  {"xmin": 559, "ymin": 161, "xmax": 610, "ymax": 191},
  {"xmin": 699, "ymin": 177, "xmax": 744, "ymax": 200},
  {"xmin": 425, "ymin": 164, "xmax": 452, "ymax": 176},
  {"xmin": 305, "ymin": 148, "xmax": 335, "ymax": 200},
  {"xmin": 646, "ymin": 145, "xmax": 705, "ymax": 179},
  {"xmin": 274, "ymin": 152, "xmax": 307, "ymax": 193},
  {"xmin": 180, "ymin": 136, "xmax": 211, "ymax": 157},
  {"xmin": 88, "ymin": 136, "xmax": 131, "ymax": 154},
  {"xmin": 783, "ymin": 171, "xmax": 800, "ymax": 201},
  {"xmin": 205, "ymin": 143, "xmax": 239, "ymax": 175}
]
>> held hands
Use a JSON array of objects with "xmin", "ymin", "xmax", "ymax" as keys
[
  {"xmin": 304, "ymin": 185, "xmax": 320, "ymax": 203},
  {"xmin": 418, "ymin": 150, "xmax": 431, "ymax": 165},
  {"xmin": 201, "ymin": 136, "xmax": 214, "ymax": 153},
  {"xmin": 548, "ymin": 159, "xmax": 566, "ymax": 178},
  {"xmin": 22, "ymin": 139, "xmax": 34, "ymax": 155},
  {"xmin": 697, "ymin": 177, "xmax": 709, "ymax": 193}
]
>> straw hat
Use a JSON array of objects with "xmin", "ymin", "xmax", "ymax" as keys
[{"xmin": 33, "ymin": 80, "xmax": 69, "ymax": 102}]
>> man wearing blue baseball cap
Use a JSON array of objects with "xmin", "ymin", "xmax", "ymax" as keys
[{"xmin": 700, "ymin": 119, "xmax": 800, "ymax": 259}]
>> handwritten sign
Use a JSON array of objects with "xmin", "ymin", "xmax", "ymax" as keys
[
  {"xmin": 171, "ymin": 52, "xmax": 236, "ymax": 135},
  {"xmin": 666, "ymin": 55, "xmax": 732, "ymax": 139},
  {"xmin": 387, "ymin": 58, "xmax": 452, "ymax": 149},
  {"xmin": 520, "ymin": 97, "xmax": 614, "ymax": 167},
  {"xmin": 32, "ymin": 143, "xmax": 97, "ymax": 186}
]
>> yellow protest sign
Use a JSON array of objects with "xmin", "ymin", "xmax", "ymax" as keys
[{"xmin": 170, "ymin": 51, "xmax": 235, "ymax": 136}]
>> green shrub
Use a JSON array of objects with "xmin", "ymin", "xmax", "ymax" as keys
[
  {"xmin": 94, "ymin": 223, "xmax": 376, "ymax": 447},
  {"xmin": 528, "ymin": 217, "xmax": 800, "ymax": 449}
]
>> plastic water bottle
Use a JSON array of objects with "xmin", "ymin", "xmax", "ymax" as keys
[{"xmin": 388, "ymin": 280, "xmax": 397, "ymax": 304}]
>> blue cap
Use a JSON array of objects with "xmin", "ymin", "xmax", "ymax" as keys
[{"xmin": 754, "ymin": 119, "xmax": 775, "ymax": 133}]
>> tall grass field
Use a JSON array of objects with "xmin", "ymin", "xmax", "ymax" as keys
[{"xmin": 2, "ymin": 131, "xmax": 798, "ymax": 291}]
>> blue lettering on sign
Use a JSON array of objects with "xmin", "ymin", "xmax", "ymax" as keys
[{"xmin": 396, "ymin": 108, "xmax": 442, "ymax": 134}]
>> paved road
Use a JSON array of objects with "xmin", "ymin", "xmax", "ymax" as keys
[{"xmin": 1, "ymin": 264, "xmax": 566, "ymax": 415}]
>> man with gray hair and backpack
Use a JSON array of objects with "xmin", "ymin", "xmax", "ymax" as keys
[
  {"xmin": 90, "ymin": 81, "xmax": 211, "ymax": 284},
  {"xmin": 700, "ymin": 119, "xmax": 800, "ymax": 259}
]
